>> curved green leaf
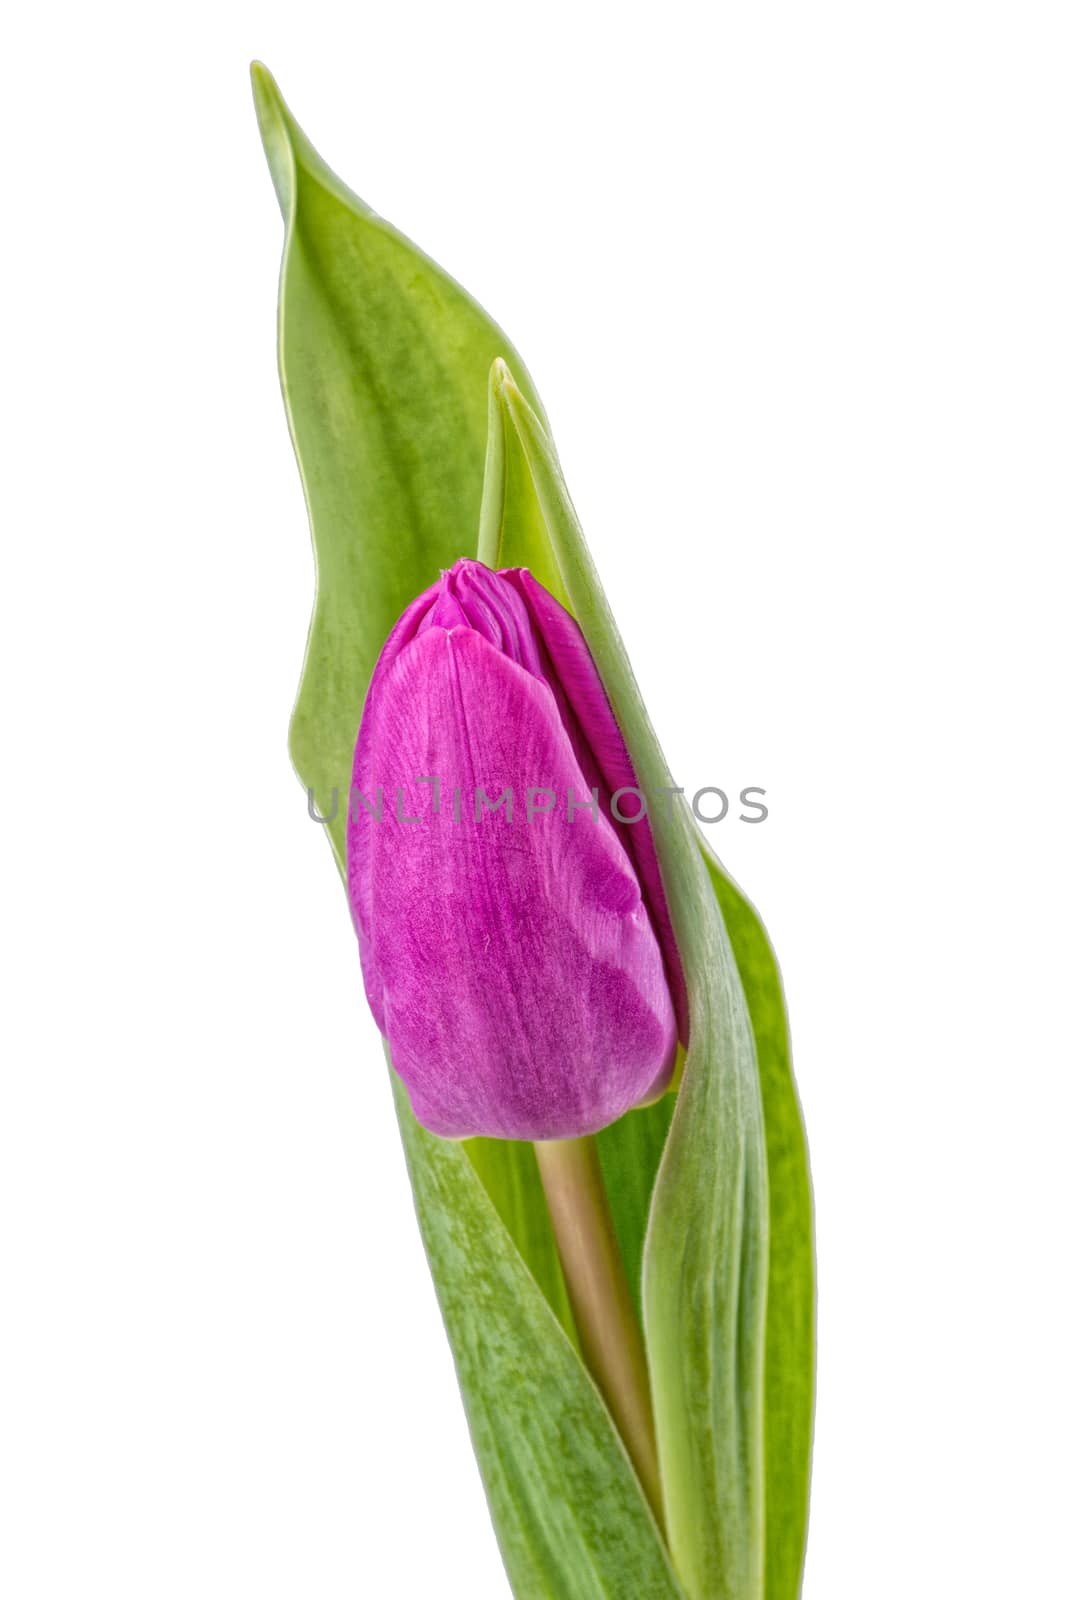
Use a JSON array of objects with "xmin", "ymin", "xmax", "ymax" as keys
[
  {"xmin": 252, "ymin": 64, "xmax": 679, "ymax": 1593},
  {"xmin": 251, "ymin": 62, "xmax": 548, "ymax": 865},
  {"xmin": 479, "ymin": 367, "xmax": 771, "ymax": 1600},
  {"xmin": 704, "ymin": 854, "xmax": 814, "ymax": 1600},
  {"xmin": 480, "ymin": 356, "xmax": 815, "ymax": 1586}
]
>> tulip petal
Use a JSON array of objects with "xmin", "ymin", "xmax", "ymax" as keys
[
  {"xmin": 502, "ymin": 567, "xmax": 689, "ymax": 1042},
  {"xmin": 350, "ymin": 626, "xmax": 675, "ymax": 1139}
]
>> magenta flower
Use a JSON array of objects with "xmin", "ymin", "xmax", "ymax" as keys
[{"xmin": 347, "ymin": 559, "xmax": 686, "ymax": 1140}]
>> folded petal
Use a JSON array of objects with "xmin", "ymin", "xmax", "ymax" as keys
[{"xmin": 502, "ymin": 568, "xmax": 689, "ymax": 1041}]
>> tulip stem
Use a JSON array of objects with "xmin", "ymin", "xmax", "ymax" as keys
[{"xmin": 534, "ymin": 1136, "xmax": 663, "ymax": 1524}]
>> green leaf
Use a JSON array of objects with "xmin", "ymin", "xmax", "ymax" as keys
[
  {"xmin": 395, "ymin": 1072, "xmax": 686, "ymax": 1600},
  {"xmin": 252, "ymin": 63, "xmax": 679, "ymax": 1593},
  {"xmin": 482, "ymin": 367, "xmax": 816, "ymax": 1596},
  {"xmin": 251, "ymin": 61, "xmax": 548, "ymax": 868},
  {"xmin": 703, "ymin": 854, "xmax": 815, "ymax": 1600},
  {"xmin": 479, "ymin": 369, "xmax": 778, "ymax": 1600}
]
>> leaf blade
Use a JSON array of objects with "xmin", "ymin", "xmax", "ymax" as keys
[
  {"xmin": 252, "ymin": 63, "xmax": 547, "ymax": 867},
  {"xmin": 485, "ymin": 368, "xmax": 772, "ymax": 1600},
  {"xmin": 704, "ymin": 853, "xmax": 815, "ymax": 1600},
  {"xmin": 253, "ymin": 66, "xmax": 684, "ymax": 1595}
]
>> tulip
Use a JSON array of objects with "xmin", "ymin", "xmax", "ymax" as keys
[{"xmin": 347, "ymin": 558, "xmax": 685, "ymax": 1140}]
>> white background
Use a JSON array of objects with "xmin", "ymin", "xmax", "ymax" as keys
[{"xmin": 2, "ymin": 3, "xmax": 1064, "ymax": 1596}]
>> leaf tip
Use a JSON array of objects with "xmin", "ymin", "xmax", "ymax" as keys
[
  {"xmin": 490, "ymin": 355, "xmax": 516, "ymax": 395},
  {"xmin": 489, "ymin": 356, "xmax": 533, "ymax": 427},
  {"xmin": 250, "ymin": 60, "xmax": 296, "ymax": 217}
]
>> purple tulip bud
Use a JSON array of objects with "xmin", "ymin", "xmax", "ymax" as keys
[{"xmin": 347, "ymin": 559, "xmax": 686, "ymax": 1140}]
